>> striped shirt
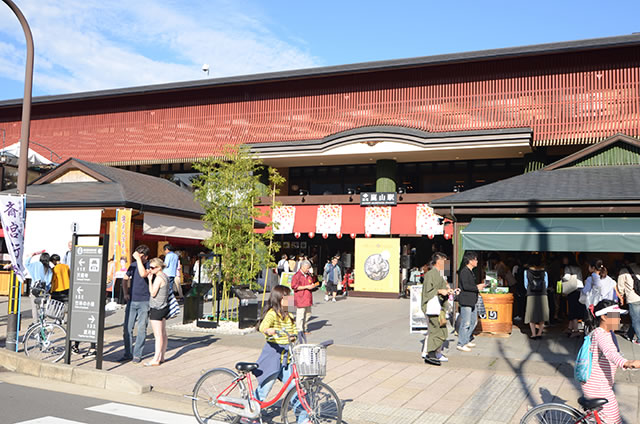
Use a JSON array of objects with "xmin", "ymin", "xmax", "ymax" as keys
[
  {"xmin": 259, "ymin": 309, "xmax": 297, "ymax": 345},
  {"xmin": 581, "ymin": 328, "xmax": 626, "ymax": 424}
]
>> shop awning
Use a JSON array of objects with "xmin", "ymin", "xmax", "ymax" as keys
[
  {"xmin": 143, "ymin": 212, "xmax": 209, "ymax": 240},
  {"xmin": 462, "ymin": 217, "xmax": 640, "ymax": 252}
]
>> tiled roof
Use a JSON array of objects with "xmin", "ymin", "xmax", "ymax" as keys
[
  {"xmin": 431, "ymin": 165, "xmax": 640, "ymax": 206},
  {"xmin": 23, "ymin": 158, "xmax": 204, "ymax": 217}
]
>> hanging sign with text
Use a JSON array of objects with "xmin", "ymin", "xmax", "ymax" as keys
[{"xmin": 360, "ymin": 192, "xmax": 397, "ymax": 206}]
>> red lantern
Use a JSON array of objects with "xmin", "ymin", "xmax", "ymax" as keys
[
  {"xmin": 365, "ymin": 233, "xmax": 372, "ymax": 238},
  {"xmin": 308, "ymin": 232, "xmax": 315, "ymax": 238},
  {"xmin": 428, "ymin": 234, "xmax": 434, "ymax": 240},
  {"xmin": 294, "ymin": 232, "xmax": 301, "ymax": 239},
  {"xmin": 336, "ymin": 232, "xmax": 343, "ymax": 239},
  {"xmin": 350, "ymin": 233, "xmax": 356, "ymax": 239},
  {"xmin": 322, "ymin": 233, "xmax": 328, "ymax": 239}
]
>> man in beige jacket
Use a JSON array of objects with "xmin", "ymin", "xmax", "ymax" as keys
[{"xmin": 617, "ymin": 254, "xmax": 640, "ymax": 344}]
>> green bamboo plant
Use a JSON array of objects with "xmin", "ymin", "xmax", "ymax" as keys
[{"xmin": 193, "ymin": 145, "xmax": 282, "ymax": 320}]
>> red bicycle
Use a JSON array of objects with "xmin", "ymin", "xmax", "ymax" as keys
[
  {"xmin": 520, "ymin": 396, "xmax": 611, "ymax": 424},
  {"xmin": 191, "ymin": 331, "xmax": 342, "ymax": 424}
]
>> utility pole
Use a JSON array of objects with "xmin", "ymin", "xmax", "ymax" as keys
[{"xmin": 2, "ymin": 0, "xmax": 34, "ymax": 352}]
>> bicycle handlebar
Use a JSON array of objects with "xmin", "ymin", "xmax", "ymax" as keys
[{"xmin": 274, "ymin": 330, "xmax": 334, "ymax": 347}]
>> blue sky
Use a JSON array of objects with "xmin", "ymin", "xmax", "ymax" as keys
[{"xmin": 1, "ymin": 0, "xmax": 639, "ymax": 101}]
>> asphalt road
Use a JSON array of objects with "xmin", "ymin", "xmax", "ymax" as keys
[{"xmin": 0, "ymin": 381, "xmax": 198, "ymax": 424}]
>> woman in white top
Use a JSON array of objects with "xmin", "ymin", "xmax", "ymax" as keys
[{"xmin": 582, "ymin": 259, "xmax": 618, "ymax": 307}]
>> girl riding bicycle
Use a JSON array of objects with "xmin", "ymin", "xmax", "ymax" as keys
[
  {"xmin": 252, "ymin": 285, "xmax": 310, "ymax": 424},
  {"xmin": 582, "ymin": 299, "xmax": 640, "ymax": 424}
]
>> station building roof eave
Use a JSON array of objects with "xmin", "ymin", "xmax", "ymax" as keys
[
  {"xmin": 250, "ymin": 126, "xmax": 533, "ymax": 167},
  {"xmin": 1, "ymin": 34, "xmax": 639, "ymax": 108}
]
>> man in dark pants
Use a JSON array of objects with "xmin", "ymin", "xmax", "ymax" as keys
[{"xmin": 119, "ymin": 245, "xmax": 151, "ymax": 363}]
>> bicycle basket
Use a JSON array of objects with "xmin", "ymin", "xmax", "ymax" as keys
[
  {"xmin": 44, "ymin": 298, "xmax": 66, "ymax": 321},
  {"xmin": 293, "ymin": 344, "xmax": 327, "ymax": 376}
]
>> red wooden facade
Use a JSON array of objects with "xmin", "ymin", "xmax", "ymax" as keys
[{"xmin": 0, "ymin": 42, "xmax": 638, "ymax": 165}]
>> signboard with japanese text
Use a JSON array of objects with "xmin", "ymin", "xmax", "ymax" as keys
[
  {"xmin": 69, "ymin": 245, "xmax": 104, "ymax": 343},
  {"xmin": 114, "ymin": 209, "xmax": 132, "ymax": 279},
  {"xmin": 359, "ymin": 192, "xmax": 397, "ymax": 206},
  {"xmin": 0, "ymin": 195, "xmax": 26, "ymax": 280}
]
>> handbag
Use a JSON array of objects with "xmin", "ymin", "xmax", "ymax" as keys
[
  {"xmin": 167, "ymin": 290, "xmax": 180, "ymax": 319},
  {"xmin": 425, "ymin": 295, "xmax": 441, "ymax": 316}
]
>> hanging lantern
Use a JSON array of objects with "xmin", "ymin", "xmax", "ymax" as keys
[
  {"xmin": 322, "ymin": 233, "xmax": 328, "ymax": 239},
  {"xmin": 308, "ymin": 232, "xmax": 315, "ymax": 238},
  {"xmin": 294, "ymin": 232, "xmax": 301, "ymax": 239},
  {"xmin": 428, "ymin": 234, "xmax": 434, "ymax": 240},
  {"xmin": 350, "ymin": 233, "xmax": 356, "ymax": 239},
  {"xmin": 336, "ymin": 232, "xmax": 343, "ymax": 239},
  {"xmin": 365, "ymin": 233, "xmax": 372, "ymax": 238}
]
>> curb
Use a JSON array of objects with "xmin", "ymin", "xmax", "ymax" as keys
[{"xmin": 0, "ymin": 349, "xmax": 151, "ymax": 394}]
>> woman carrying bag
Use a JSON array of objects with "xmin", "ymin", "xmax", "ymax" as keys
[{"xmin": 421, "ymin": 252, "xmax": 454, "ymax": 366}]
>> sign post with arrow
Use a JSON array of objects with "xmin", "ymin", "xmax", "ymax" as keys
[{"xmin": 65, "ymin": 233, "xmax": 109, "ymax": 369}]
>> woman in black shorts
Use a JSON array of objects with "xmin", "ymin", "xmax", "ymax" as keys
[{"xmin": 146, "ymin": 258, "xmax": 170, "ymax": 366}]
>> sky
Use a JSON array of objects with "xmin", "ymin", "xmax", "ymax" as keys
[{"xmin": 0, "ymin": 0, "xmax": 639, "ymax": 101}]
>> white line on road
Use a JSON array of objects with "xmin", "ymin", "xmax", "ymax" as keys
[
  {"xmin": 15, "ymin": 418, "xmax": 86, "ymax": 424},
  {"xmin": 85, "ymin": 402, "xmax": 199, "ymax": 424}
]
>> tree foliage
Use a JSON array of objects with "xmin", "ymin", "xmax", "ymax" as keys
[{"xmin": 193, "ymin": 145, "xmax": 282, "ymax": 318}]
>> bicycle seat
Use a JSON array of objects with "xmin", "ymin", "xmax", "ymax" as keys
[
  {"xmin": 578, "ymin": 397, "xmax": 608, "ymax": 410},
  {"xmin": 235, "ymin": 362, "xmax": 259, "ymax": 372}
]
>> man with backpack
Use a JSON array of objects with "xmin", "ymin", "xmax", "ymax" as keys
[{"xmin": 617, "ymin": 253, "xmax": 640, "ymax": 344}]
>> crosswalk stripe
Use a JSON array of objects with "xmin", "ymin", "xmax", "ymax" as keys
[
  {"xmin": 15, "ymin": 418, "xmax": 86, "ymax": 424},
  {"xmin": 85, "ymin": 402, "xmax": 198, "ymax": 424}
]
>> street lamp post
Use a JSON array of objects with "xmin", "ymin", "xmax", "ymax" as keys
[{"xmin": 2, "ymin": 0, "xmax": 34, "ymax": 352}]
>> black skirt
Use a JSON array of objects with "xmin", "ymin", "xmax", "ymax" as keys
[
  {"xmin": 567, "ymin": 290, "xmax": 586, "ymax": 320},
  {"xmin": 150, "ymin": 305, "xmax": 169, "ymax": 320}
]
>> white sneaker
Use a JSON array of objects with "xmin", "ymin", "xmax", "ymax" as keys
[
  {"xmin": 436, "ymin": 353, "xmax": 448, "ymax": 362},
  {"xmin": 465, "ymin": 342, "xmax": 476, "ymax": 348},
  {"xmin": 456, "ymin": 345, "xmax": 471, "ymax": 352},
  {"xmin": 331, "ymin": 298, "xmax": 336, "ymax": 302},
  {"xmin": 324, "ymin": 295, "xmax": 329, "ymax": 302}
]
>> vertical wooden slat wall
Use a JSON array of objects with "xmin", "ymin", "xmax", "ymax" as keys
[{"xmin": 0, "ymin": 54, "xmax": 639, "ymax": 163}]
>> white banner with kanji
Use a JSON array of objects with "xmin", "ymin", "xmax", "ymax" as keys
[
  {"xmin": 365, "ymin": 206, "xmax": 392, "ymax": 235},
  {"xmin": 316, "ymin": 205, "xmax": 342, "ymax": 234},
  {"xmin": 272, "ymin": 206, "xmax": 296, "ymax": 234},
  {"xmin": 0, "ymin": 195, "xmax": 26, "ymax": 280},
  {"xmin": 416, "ymin": 204, "xmax": 444, "ymax": 236}
]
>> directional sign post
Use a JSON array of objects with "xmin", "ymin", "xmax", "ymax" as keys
[{"xmin": 65, "ymin": 233, "xmax": 109, "ymax": 369}]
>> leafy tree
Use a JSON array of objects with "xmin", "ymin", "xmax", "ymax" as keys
[{"xmin": 193, "ymin": 145, "xmax": 282, "ymax": 319}]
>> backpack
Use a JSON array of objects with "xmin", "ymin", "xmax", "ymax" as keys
[
  {"xmin": 575, "ymin": 332, "xmax": 594, "ymax": 383},
  {"xmin": 623, "ymin": 266, "xmax": 640, "ymax": 295},
  {"xmin": 527, "ymin": 269, "xmax": 546, "ymax": 293}
]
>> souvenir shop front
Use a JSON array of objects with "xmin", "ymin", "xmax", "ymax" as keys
[{"xmin": 431, "ymin": 135, "xmax": 640, "ymax": 334}]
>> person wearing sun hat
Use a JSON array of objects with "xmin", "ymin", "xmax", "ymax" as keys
[{"xmin": 581, "ymin": 300, "xmax": 640, "ymax": 424}]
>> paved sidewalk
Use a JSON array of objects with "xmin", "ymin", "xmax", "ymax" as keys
[{"xmin": 3, "ymin": 294, "xmax": 640, "ymax": 423}]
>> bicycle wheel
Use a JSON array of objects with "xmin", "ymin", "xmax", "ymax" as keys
[
  {"xmin": 520, "ymin": 403, "xmax": 583, "ymax": 424},
  {"xmin": 192, "ymin": 368, "xmax": 247, "ymax": 424},
  {"xmin": 23, "ymin": 322, "xmax": 67, "ymax": 363},
  {"xmin": 282, "ymin": 379, "xmax": 342, "ymax": 424}
]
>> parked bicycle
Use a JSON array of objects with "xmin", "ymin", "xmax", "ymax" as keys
[
  {"xmin": 23, "ymin": 284, "xmax": 67, "ymax": 363},
  {"xmin": 191, "ymin": 330, "xmax": 342, "ymax": 424},
  {"xmin": 520, "ymin": 396, "xmax": 613, "ymax": 424}
]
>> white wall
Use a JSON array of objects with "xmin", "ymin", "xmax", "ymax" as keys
[{"xmin": 24, "ymin": 209, "xmax": 102, "ymax": 259}]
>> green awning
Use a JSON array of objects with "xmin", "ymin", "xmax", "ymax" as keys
[{"xmin": 462, "ymin": 217, "xmax": 640, "ymax": 252}]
